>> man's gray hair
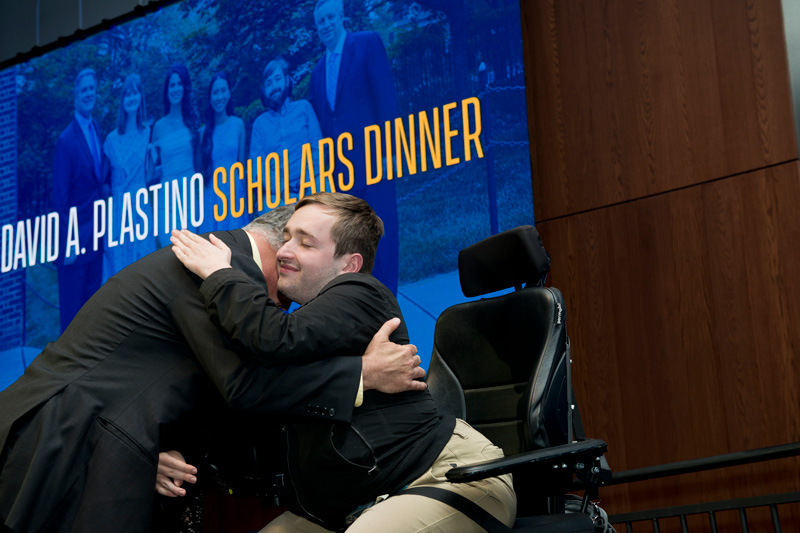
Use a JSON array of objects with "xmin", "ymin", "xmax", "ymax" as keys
[{"xmin": 244, "ymin": 206, "xmax": 294, "ymax": 249}]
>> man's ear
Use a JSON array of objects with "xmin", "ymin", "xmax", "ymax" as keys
[{"xmin": 342, "ymin": 253, "xmax": 363, "ymax": 273}]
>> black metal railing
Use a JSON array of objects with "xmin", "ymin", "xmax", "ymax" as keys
[{"xmin": 604, "ymin": 442, "xmax": 800, "ymax": 532}]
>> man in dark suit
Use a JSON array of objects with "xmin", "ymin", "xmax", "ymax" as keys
[
  {"xmin": 52, "ymin": 68, "xmax": 109, "ymax": 332},
  {"xmin": 169, "ymin": 193, "xmax": 516, "ymax": 532},
  {"xmin": 0, "ymin": 207, "xmax": 422, "ymax": 533},
  {"xmin": 309, "ymin": 0, "xmax": 400, "ymax": 294}
]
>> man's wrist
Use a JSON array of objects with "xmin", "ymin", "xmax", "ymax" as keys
[
  {"xmin": 355, "ymin": 372, "xmax": 364, "ymax": 407},
  {"xmin": 199, "ymin": 264, "xmax": 232, "ymax": 280},
  {"xmin": 361, "ymin": 354, "xmax": 375, "ymax": 391}
]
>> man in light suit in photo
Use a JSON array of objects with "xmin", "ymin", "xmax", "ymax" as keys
[
  {"xmin": 52, "ymin": 68, "xmax": 109, "ymax": 332},
  {"xmin": 309, "ymin": 0, "xmax": 400, "ymax": 294},
  {"xmin": 0, "ymin": 206, "xmax": 422, "ymax": 533}
]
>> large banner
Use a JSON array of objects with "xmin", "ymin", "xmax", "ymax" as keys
[{"xmin": 0, "ymin": 0, "xmax": 533, "ymax": 387}]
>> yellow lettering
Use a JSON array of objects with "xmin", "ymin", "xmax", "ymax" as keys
[
  {"xmin": 462, "ymin": 97, "xmax": 483, "ymax": 161},
  {"xmin": 364, "ymin": 125, "xmax": 382, "ymax": 185},
  {"xmin": 282, "ymin": 149, "xmax": 297, "ymax": 206},
  {"xmin": 337, "ymin": 133, "xmax": 354, "ymax": 191},
  {"xmin": 230, "ymin": 162, "xmax": 245, "ymax": 218},
  {"xmin": 395, "ymin": 115, "xmax": 416, "ymax": 178},
  {"xmin": 318, "ymin": 138, "xmax": 336, "ymax": 192},
  {"xmin": 264, "ymin": 153, "xmax": 281, "ymax": 209},
  {"xmin": 443, "ymin": 101, "xmax": 460, "ymax": 166},
  {"xmin": 213, "ymin": 167, "xmax": 227, "ymax": 221},
  {"xmin": 384, "ymin": 121, "xmax": 393, "ymax": 181},
  {"xmin": 248, "ymin": 158, "xmax": 263, "ymax": 214},
  {"xmin": 299, "ymin": 143, "xmax": 317, "ymax": 198},
  {"xmin": 419, "ymin": 109, "xmax": 441, "ymax": 172}
]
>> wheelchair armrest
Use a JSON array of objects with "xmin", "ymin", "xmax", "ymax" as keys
[{"xmin": 445, "ymin": 438, "xmax": 608, "ymax": 486}]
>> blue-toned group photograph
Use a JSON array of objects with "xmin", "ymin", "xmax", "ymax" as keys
[{"xmin": 2, "ymin": 0, "xmax": 533, "ymax": 382}]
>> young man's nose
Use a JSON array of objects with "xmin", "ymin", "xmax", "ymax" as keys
[{"xmin": 277, "ymin": 243, "xmax": 293, "ymax": 260}]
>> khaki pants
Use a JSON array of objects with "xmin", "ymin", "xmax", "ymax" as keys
[{"xmin": 261, "ymin": 419, "xmax": 516, "ymax": 532}]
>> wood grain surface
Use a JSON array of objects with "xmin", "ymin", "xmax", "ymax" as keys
[
  {"xmin": 537, "ymin": 164, "xmax": 800, "ymax": 522},
  {"xmin": 524, "ymin": 0, "xmax": 797, "ymax": 221},
  {"xmin": 522, "ymin": 0, "xmax": 800, "ymax": 525}
]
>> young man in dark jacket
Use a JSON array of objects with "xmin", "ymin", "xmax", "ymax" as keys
[{"xmin": 170, "ymin": 192, "xmax": 516, "ymax": 532}]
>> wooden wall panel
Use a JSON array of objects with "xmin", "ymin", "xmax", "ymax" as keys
[
  {"xmin": 523, "ymin": 0, "xmax": 797, "ymax": 221},
  {"xmin": 536, "ymin": 163, "xmax": 800, "ymax": 515}
]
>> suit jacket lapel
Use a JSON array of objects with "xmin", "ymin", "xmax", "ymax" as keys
[
  {"xmin": 71, "ymin": 118, "xmax": 100, "ymax": 182},
  {"xmin": 333, "ymin": 33, "xmax": 355, "ymax": 112},
  {"xmin": 315, "ymin": 58, "xmax": 333, "ymax": 120}
]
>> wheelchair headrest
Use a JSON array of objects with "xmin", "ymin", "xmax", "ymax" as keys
[{"xmin": 458, "ymin": 225, "xmax": 551, "ymax": 297}]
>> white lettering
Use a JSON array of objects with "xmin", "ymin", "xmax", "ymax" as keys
[
  {"xmin": 1, "ymin": 224, "xmax": 12, "ymax": 273},
  {"xmin": 190, "ymin": 173, "xmax": 204, "ymax": 227},
  {"xmin": 149, "ymin": 183, "xmax": 163, "ymax": 237},
  {"xmin": 66, "ymin": 207, "xmax": 80, "ymax": 257},
  {"xmin": 93, "ymin": 200, "xmax": 106, "ymax": 252},
  {"xmin": 135, "ymin": 188, "xmax": 149, "ymax": 240},
  {"xmin": 0, "ymin": 213, "xmax": 60, "ymax": 273},
  {"xmin": 119, "ymin": 193, "xmax": 134, "ymax": 245},
  {"xmin": 47, "ymin": 212, "xmax": 59, "ymax": 262},
  {"xmin": 25, "ymin": 216, "xmax": 40, "ymax": 267}
]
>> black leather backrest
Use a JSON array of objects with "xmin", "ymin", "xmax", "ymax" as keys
[
  {"xmin": 458, "ymin": 225, "xmax": 550, "ymax": 297},
  {"xmin": 427, "ymin": 286, "xmax": 569, "ymax": 456}
]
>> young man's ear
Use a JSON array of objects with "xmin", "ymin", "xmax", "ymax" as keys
[{"xmin": 342, "ymin": 253, "xmax": 363, "ymax": 273}]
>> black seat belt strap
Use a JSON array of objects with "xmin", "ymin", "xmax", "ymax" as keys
[{"xmin": 400, "ymin": 486, "xmax": 513, "ymax": 533}]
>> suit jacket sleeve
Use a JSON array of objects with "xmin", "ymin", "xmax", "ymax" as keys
[
  {"xmin": 170, "ymin": 284, "xmax": 360, "ymax": 422},
  {"xmin": 364, "ymin": 32, "xmax": 399, "ymax": 124},
  {"xmin": 170, "ymin": 236, "xmax": 361, "ymax": 423},
  {"xmin": 309, "ymin": 60, "xmax": 325, "ymax": 127},
  {"xmin": 199, "ymin": 269, "xmax": 401, "ymax": 366}
]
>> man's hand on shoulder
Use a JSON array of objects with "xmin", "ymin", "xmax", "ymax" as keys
[
  {"xmin": 171, "ymin": 229, "xmax": 233, "ymax": 279},
  {"xmin": 362, "ymin": 318, "xmax": 426, "ymax": 393}
]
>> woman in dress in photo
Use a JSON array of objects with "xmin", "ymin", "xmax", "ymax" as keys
[
  {"xmin": 102, "ymin": 73, "xmax": 156, "ymax": 279},
  {"xmin": 198, "ymin": 71, "xmax": 246, "ymax": 232},
  {"xmin": 149, "ymin": 64, "xmax": 198, "ymax": 245}
]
